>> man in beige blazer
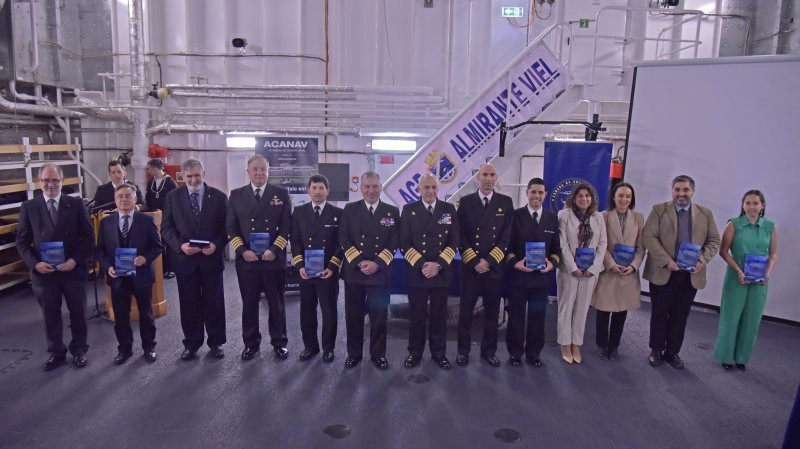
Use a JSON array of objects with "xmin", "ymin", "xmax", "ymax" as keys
[{"xmin": 642, "ymin": 175, "xmax": 720, "ymax": 369}]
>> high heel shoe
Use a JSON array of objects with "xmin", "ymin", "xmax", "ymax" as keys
[
  {"xmin": 561, "ymin": 345, "xmax": 573, "ymax": 364},
  {"xmin": 572, "ymin": 344, "xmax": 582, "ymax": 364}
]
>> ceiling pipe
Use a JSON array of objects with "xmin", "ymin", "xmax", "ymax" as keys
[{"xmin": 144, "ymin": 123, "xmax": 361, "ymax": 137}]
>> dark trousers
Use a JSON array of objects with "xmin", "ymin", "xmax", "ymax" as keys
[
  {"xmin": 649, "ymin": 271, "xmax": 697, "ymax": 356},
  {"xmin": 176, "ymin": 266, "xmax": 226, "ymax": 350},
  {"xmin": 595, "ymin": 310, "xmax": 627, "ymax": 349},
  {"xmin": 506, "ymin": 286, "xmax": 548, "ymax": 359},
  {"xmin": 408, "ymin": 286, "xmax": 448, "ymax": 359},
  {"xmin": 161, "ymin": 249, "xmax": 172, "ymax": 274},
  {"xmin": 237, "ymin": 269, "xmax": 288, "ymax": 350},
  {"xmin": 344, "ymin": 282, "xmax": 389, "ymax": 360},
  {"xmin": 299, "ymin": 277, "xmax": 339, "ymax": 353},
  {"xmin": 110, "ymin": 278, "xmax": 156, "ymax": 353},
  {"xmin": 457, "ymin": 273, "xmax": 501, "ymax": 356},
  {"xmin": 32, "ymin": 277, "xmax": 88, "ymax": 357}
]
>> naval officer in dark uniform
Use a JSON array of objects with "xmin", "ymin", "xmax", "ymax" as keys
[
  {"xmin": 339, "ymin": 171, "xmax": 399, "ymax": 370},
  {"xmin": 455, "ymin": 163, "xmax": 514, "ymax": 367},
  {"xmin": 504, "ymin": 177, "xmax": 561, "ymax": 367},
  {"xmin": 290, "ymin": 174, "xmax": 343, "ymax": 363},
  {"xmin": 227, "ymin": 154, "xmax": 292, "ymax": 361},
  {"xmin": 399, "ymin": 173, "xmax": 459, "ymax": 370}
]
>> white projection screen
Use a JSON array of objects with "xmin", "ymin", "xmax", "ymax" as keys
[{"xmin": 624, "ymin": 56, "xmax": 800, "ymax": 323}]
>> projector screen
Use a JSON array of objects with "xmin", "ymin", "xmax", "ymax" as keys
[{"xmin": 623, "ymin": 56, "xmax": 800, "ymax": 323}]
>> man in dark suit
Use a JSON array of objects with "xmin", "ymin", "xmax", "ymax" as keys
[
  {"xmin": 96, "ymin": 184, "xmax": 163, "ymax": 365},
  {"xmin": 290, "ymin": 174, "xmax": 343, "ymax": 363},
  {"xmin": 227, "ymin": 154, "xmax": 291, "ymax": 361},
  {"xmin": 92, "ymin": 160, "xmax": 143, "ymax": 212},
  {"xmin": 455, "ymin": 163, "xmax": 514, "ymax": 367},
  {"xmin": 144, "ymin": 158, "xmax": 177, "ymax": 279},
  {"xmin": 339, "ymin": 171, "xmax": 399, "ymax": 370},
  {"xmin": 161, "ymin": 158, "xmax": 229, "ymax": 360},
  {"xmin": 504, "ymin": 178, "xmax": 561, "ymax": 367},
  {"xmin": 399, "ymin": 173, "xmax": 459, "ymax": 370},
  {"xmin": 16, "ymin": 163, "xmax": 94, "ymax": 370}
]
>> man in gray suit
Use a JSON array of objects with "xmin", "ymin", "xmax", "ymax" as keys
[{"xmin": 642, "ymin": 175, "xmax": 720, "ymax": 369}]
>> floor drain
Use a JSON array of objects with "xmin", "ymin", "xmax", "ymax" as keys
[
  {"xmin": 494, "ymin": 428, "xmax": 521, "ymax": 443},
  {"xmin": 407, "ymin": 374, "xmax": 430, "ymax": 384},
  {"xmin": 323, "ymin": 424, "xmax": 351, "ymax": 439}
]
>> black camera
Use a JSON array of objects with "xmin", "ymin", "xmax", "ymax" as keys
[{"xmin": 232, "ymin": 38, "xmax": 247, "ymax": 48}]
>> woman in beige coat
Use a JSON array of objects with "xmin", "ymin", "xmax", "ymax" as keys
[
  {"xmin": 591, "ymin": 182, "xmax": 646, "ymax": 361},
  {"xmin": 557, "ymin": 183, "xmax": 607, "ymax": 364}
]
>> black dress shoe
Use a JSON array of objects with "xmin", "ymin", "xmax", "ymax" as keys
[
  {"xmin": 180, "ymin": 348, "xmax": 197, "ymax": 361},
  {"xmin": 481, "ymin": 354, "xmax": 501, "ymax": 367},
  {"xmin": 455, "ymin": 354, "xmax": 469, "ymax": 366},
  {"xmin": 599, "ymin": 346, "xmax": 610, "ymax": 360},
  {"xmin": 648, "ymin": 350, "xmax": 663, "ymax": 367},
  {"xmin": 372, "ymin": 357, "xmax": 389, "ymax": 370},
  {"xmin": 608, "ymin": 347, "xmax": 619, "ymax": 361},
  {"xmin": 241, "ymin": 347, "xmax": 259, "ymax": 361},
  {"xmin": 508, "ymin": 357, "xmax": 522, "ymax": 367},
  {"xmin": 163, "ymin": 272, "xmax": 175, "ymax": 279},
  {"xmin": 299, "ymin": 349, "xmax": 320, "ymax": 361},
  {"xmin": 526, "ymin": 357, "xmax": 543, "ymax": 368},
  {"xmin": 73, "ymin": 354, "xmax": 88, "ymax": 368},
  {"xmin": 274, "ymin": 347, "xmax": 289, "ymax": 360},
  {"xmin": 722, "ymin": 363, "xmax": 734, "ymax": 370},
  {"xmin": 209, "ymin": 345, "xmax": 225, "ymax": 359},
  {"xmin": 322, "ymin": 351, "xmax": 335, "ymax": 363},
  {"xmin": 344, "ymin": 356, "xmax": 362, "ymax": 369},
  {"xmin": 144, "ymin": 350, "xmax": 158, "ymax": 363},
  {"xmin": 664, "ymin": 353, "xmax": 684, "ymax": 370},
  {"xmin": 404, "ymin": 355, "xmax": 421, "ymax": 368},
  {"xmin": 113, "ymin": 352, "xmax": 133, "ymax": 365},
  {"xmin": 433, "ymin": 356, "xmax": 452, "ymax": 370},
  {"xmin": 735, "ymin": 363, "xmax": 746, "ymax": 371},
  {"xmin": 43, "ymin": 355, "xmax": 66, "ymax": 371}
]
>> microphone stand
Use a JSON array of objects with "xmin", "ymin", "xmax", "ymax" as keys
[{"xmin": 87, "ymin": 200, "xmax": 116, "ymax": 323}]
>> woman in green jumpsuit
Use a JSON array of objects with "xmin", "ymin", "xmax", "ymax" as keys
[{"xmin": 714, "ymin": 190, "xmax": 778, "ymax": 370}]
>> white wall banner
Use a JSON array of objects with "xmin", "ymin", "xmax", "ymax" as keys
[{"xmin": 383, "ymin": 43, "xmax": 570, "ymax": 206}]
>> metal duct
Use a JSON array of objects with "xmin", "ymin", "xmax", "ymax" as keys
[
  {"xmin": 0, "ymin": 93, "xmax": 85, "ymax": 118},
  {"xmin": 144, "ymin": 123, "xmax": 360, "ymax": 137},
  {"xmin": 72, "ymin": 95, "xmax": 132, "ymax": 122},
  {"xmin": 127, "ymin": 0, "xmax": 147, "ymax": 101}
]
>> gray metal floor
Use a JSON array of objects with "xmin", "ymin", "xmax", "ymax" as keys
[{"xmin": 0, "ymin": 261, "xmax": 797, "ymax": 449}]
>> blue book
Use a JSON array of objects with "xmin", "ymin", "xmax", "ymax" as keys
[
  {"xmin": 115, "ymin": 248, "xmax": 137, "ymax": 277},
  {"xmin": 612, "ymin": 243, "xmax": 635, "ymax": 267},
  {"xmin": 575, "ymin": 248, "xmax": 595, "ymax": 272},
  {"xmin": 40, "ymin": 241, "xmax": 65, "ymax": 266},
  {"xmin": 305, "ymin": 249, "xmax": 325, "ymax": 277},
  {"xmin": 249, "ymin": 232, "xmax": 270, "ymax": 256},
  {"xmin": 525, "ymin": 242, "xmax": 547, "ymax": 270},
  {"xmin": 677, "ymin": 241, "xmax": 701, "ymax": 272},
  {"xmin": 743, "ymin": 254, "xmax": 768, "ymax": 283}
]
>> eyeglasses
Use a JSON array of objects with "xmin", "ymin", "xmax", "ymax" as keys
[{"xmin": 40, "ymin": 178, "xmax": 62, "ymax": 184}]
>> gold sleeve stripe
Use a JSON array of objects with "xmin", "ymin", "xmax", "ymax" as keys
[
  {"xmin": 378, "ymin": 251, "xmax": 393, "ymax": 266},
  {"xmin": 404, "ymin": 248, "xmax": 422, "ymax": 266},
  {"xmin": 292, "ymin": 255, "xmax": 304, "ymax": 264},
  {"xmin": 230, "ymin": 237, "xmax": 245, "ymax": 251},
  {"xmin": 506, "ymin": 253, "xmax": 516, "ymax": 263},
  {"xmin": 330, "ymin": 256, "xmax": 342, "ymax": 268},
  {"xmin": 462, "ymin": 251, "xmax": 477, "ymax": 264},
  {"xmin": 489, "ymin": 247, "xmax": 504, "ymax": 263},
  {"xmin": 439, "ymin": 247, "xmax": 456, "ymax": 264},
  {"xmin": 345, "ymin": 247, "xmax": 362, "ymax": 263},
  {"xmin": 274, "ymin": 236, "xmax": 288, "ymax": 250},
  {"xmin": 549, "ymin": 254, "xmax": 561, "ymax": 265}
]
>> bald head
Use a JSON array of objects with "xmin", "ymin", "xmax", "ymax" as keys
[{"xmin": 476, "ymin": 163, "xmax": 497, "ymax": 195}]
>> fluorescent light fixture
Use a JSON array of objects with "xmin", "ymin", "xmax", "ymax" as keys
[
  {"xmin": 226, "ymin": 131, "xmax": 273, "ymax": 136},
  {"xmin": 226, "ymin": 136, "xmax": 256, "ymax": 148},
  {"xmin": 367, "ymin": 131, "xmax": 423, "ymax": 138},
  {"xmin": 371, "ymin": 139, "xmax": 417, "ymax": 152}
]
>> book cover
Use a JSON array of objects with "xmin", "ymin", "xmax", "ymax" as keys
[
  {"xmin": 115, "ymin": 248, "xmax": 137, "ymax": 276},
  {"xmin": 189, "ymin": 239, "xmax": 211, "ymax": 249},
  {"xmin": 575, "ymin": 247, "xmax": 596, "ymax": 272},
  {"xmin": 677, "ymin": 241, "xmax": 701, "ymax": 272},
  {"xmin": 525, "ymin": 242, "xmax": 547, "ymax": 270},
  {"xmin": 249, "ymin": 233, "xmax": 271, "ymax": 256},
  {"xmin": 305, "ymin": 249, "xmax": 325, "ymax": 277},
  {"xmin": 40, "ymin": 241, "xmax": 65, "ymax": 266},
  {"xmin": 612, "ymin": 243, "xmax": 635, "ymax": 267},
  {"xmin": 743, "ymin": 254, "xmax": 768, "ymax": 283}
]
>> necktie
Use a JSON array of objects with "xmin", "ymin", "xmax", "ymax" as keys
[
  {"xmin": 314, "ymin": 205, "xmax": 321, "ymax": 218},
  {"xmin": 121, "ymin": 215, "xmax": 130, "ymax": 240},
  {"xmin": 533, "ymin": 211, "xmax": 538, "ymax": 223},
  {"xmin": 427, "ymin": 205, "xmax": 433, "ymax": 216},
  {"xmin": 254, "ymin": 188, "xmax": 261, "ymax": 202},
  {"xmin": 483, "ymin": 197, "xmax": 489, "ymax": 208},
  {"xmin": 47, "ymin": 199, "xmax": 58, "ymax": 225},
  {"xmin": 369, "ymin": 205, "xmax": 374, "ymax": 215},
  {"xmin": 190, "ymin": 192, "xmax": 201, "ymax": 223}
]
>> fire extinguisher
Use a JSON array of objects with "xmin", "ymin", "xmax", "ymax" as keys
[{"xmin": 609, "ymin": 145, "xmax": 625, "ymax": 188}]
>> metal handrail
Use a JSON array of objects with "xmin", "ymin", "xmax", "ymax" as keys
[{"xmin": 654, "ymin": 10, "xmax": 704, "ymax": 59}]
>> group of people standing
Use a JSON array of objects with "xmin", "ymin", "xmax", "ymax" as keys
[{"xmin": 15, "ymin": 158, "xmax": 777, "ymax": 374}]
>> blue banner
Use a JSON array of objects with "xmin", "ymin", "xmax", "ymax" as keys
[{"xmin": 543, "ymin": 141, "xmax": 613, "ymax": 214}]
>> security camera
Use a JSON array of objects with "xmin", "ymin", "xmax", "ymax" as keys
[{"xmin": 232, "ymin": 38, "xmax": 247, "ymax": 48}]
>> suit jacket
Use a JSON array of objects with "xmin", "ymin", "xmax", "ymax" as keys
[
  {"xmin": 144, "ymin": 175, "xmax": 178, "ymax": 211},
  {"xmin": 161, "ymin": 184, "xmax": 228, "ymax": 275},
  {"xmin": 339, "ymin": 200, "xmax": 399, "ymax": 287},
  {"xmin": 642, "ymin": 201, "xmax": 721, "ymax": 289},
  {"xmin": 92, "ymin": 181, "xmax": 144, "ymax": 212},
  {"xmin": 96, "ymin": 211, "xmax": 163, "ymax": 289},
  {"xmin": 456, "ymin": 191, "xmax": 514, "ymax": 279},
  {"xmin": 558, "ymin": 208, "xmax": 607, "ymax": 276},
  {"xmin": 592, "ymin": 210, "xmax": 646, "ymax": 312},
  {"xmin": 15, "ymin": 194, "xmax": 94, "ymax": 284},
  {"xmin": 290, "ymin": 202, "xmax": 344, "ymax": 277},
  {"xmin": 505, "ymin": 207, "xmax": 562, "ymax": 288},
  {"xmin": 226, "ymin": 183, "xmax": 291, "ymax": 271},
  {"xmin": 399, "ymin": 200, "xmax": 460, "ymax": 288}
]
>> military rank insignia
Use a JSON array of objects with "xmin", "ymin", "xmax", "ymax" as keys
[
  {"xmin": 380, "ymin": 217, "xmax": 395, "ymax": 227},
  {"xmin": 270, "ymin": 196, "xmax": 283, "ymax": 206},
  {"xmin": 438, "ymin": 213, "xmax": 452, "ymax": 225}
]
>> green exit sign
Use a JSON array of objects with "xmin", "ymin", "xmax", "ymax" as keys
[
  {"xmin": 579, "ymin": 18, "xmax": 590, "ymax": 28},
  {"xmin": 502, "ymin": 6, "xmax": 524, "ymax": 18}
]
